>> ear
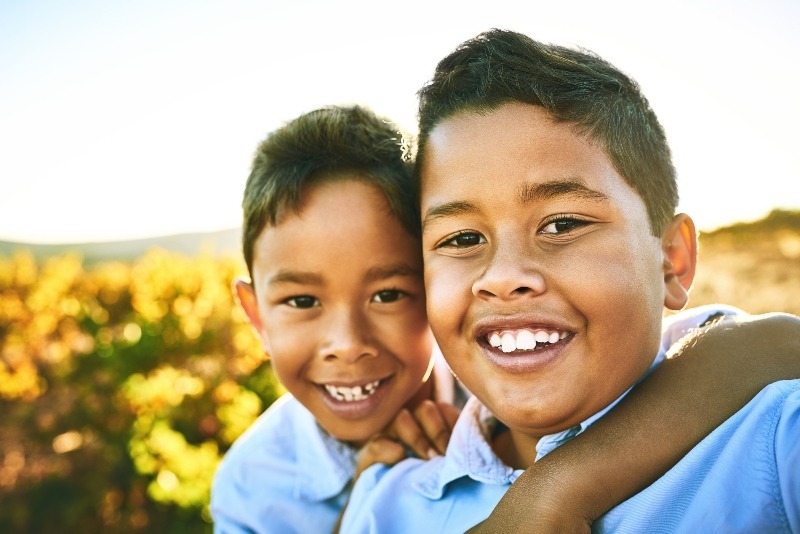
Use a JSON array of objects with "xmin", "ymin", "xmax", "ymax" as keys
[
  {"xmin": 234, "ymin": 278, "xmax": 271, "ymax": 353},
  {"xmin": 661, "ymin": 213, "xmax": 697, "ymax": 311}
]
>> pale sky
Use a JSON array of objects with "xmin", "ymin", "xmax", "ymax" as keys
[{"xmin": 1, "ymin": 0, "xmax": 798, "ymax": 244}]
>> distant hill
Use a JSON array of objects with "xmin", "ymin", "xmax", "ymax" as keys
[
  {"xmin": 0, "ymin": 228, "xmax": 241, "ymax": 264},
  {"xmin": 701, "ymin": 208, "xmax": 800, "ymax": 238}
]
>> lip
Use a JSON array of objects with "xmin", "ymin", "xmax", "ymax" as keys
[
  {"xmin": 316, "ymin": 375, "xmax": 394, "ymax": 420},
  {"xmin": 472, "ymin": 314, "xmax": 574, "ymax": 373}
]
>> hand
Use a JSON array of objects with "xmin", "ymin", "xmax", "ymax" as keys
[{"xmin": 354, "ymin": 400, "xmax": 460, "ymax": 478}]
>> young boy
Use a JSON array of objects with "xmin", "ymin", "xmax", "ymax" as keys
[
  {"xmin": 339, "ymin": 30, "xmax": 800, "ymax": 533},
  {"xmin": 209, "ymin": 105, "xmax": 463, "ymax": 533}
]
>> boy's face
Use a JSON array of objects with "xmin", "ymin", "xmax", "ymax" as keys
[
  {"xmin": 239, "ymin": 178, "xmax": 434, "ymax": 444},
  {"xmin": 420, "ymin": 102, "xmax": 690, "ymax": 439}
]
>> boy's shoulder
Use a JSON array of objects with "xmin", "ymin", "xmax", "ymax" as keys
[
  {"xmin": 212, "ymin": 393, "xmax": 306, "ymax": 500},
  {"xmin": 598, "ymin": 379, "xmax": 800, "ymax": 533},
  {"xmin": 219, "ymin": 393, "xmax": 306, "ymax": 462},
  {"xmin": 211, "ymin": 393, "xmax": 358, "ymax": 532}
]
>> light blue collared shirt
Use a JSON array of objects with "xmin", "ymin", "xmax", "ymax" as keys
[
  {"xmin": 211, "ymin": 394, "xmax": 356, "ymax": 533},
  {"xmin": 210, "ymin": 353, "xmax": 461, "ymax": 534},
  {"xmin": 341, "ymin": 306, "xmax": 800, "ymax": 533}
]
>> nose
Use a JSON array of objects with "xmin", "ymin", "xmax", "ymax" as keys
[
  {"xmin": 472, "ymin": 238, "xmax": 546, "ymax": 301},
  {"xmin": 319, "ymin": 307, "xmax": 378, "ymax": 363}
]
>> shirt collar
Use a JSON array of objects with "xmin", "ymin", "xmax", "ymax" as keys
[{"xmin": 411, "ymin": 396, "xmax": 522, "ymax": 499}]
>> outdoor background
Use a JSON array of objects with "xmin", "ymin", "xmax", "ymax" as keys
[{"xmin": 1, "ymin": 0, "xmax": 799, "ymax": 532}]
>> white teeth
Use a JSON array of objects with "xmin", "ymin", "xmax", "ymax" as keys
[
  {"xmin": 534, "ymin": 331, "xmax": 550, "ymax": 343},
  {"xmin": 516, "ymin": 330, "xmax": 537, "ymax": 350},
  {"xmin": 324, "ymin": 380, "xmax": 380, "ymax": 402},
  {"xmin": 501, "ymin": 333, "xmax": 516, "ymax": 353},
  {"xmin": 489, "ymin": 332, "xmax": 502, "ymax": 348},
  {"xmin": 487, "ymin": 328, "xmax": 568, "ymax": 353}
]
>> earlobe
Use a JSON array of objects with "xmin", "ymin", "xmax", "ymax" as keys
[
  {"xmin": 234, "ymin": 278, "xmax": 271, "ymax": 353},
  {"xmin": 661, "ymin": 213, "xmax": 697, "ymax": 311}
]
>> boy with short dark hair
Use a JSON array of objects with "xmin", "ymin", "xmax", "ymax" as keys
[
  {"xmin": 339, "ymin": 29, "xmax": 800, "ymax": 533},
  {"xmin": 210, "ymin": 105, "xmax": 463, "ymax": 533}
]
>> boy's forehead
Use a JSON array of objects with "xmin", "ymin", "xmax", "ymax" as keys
[
  {"xmin": 417, "ymin": 103, "xmax": 665, "ymax": 244},
  {"xmin": 420, "ymin": 104, "xmax": 622, "ymax": 198},
  {"xmin": 250, "ymin": 178, "xmax": 423, "ymax": 285}
]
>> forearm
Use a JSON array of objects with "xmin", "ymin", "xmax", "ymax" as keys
[{"xmin": 475, "ymin": 312, "xmax": 800, "ymax": 532}]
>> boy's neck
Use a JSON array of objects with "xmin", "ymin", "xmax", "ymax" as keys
[{"xmin": 493, "ymin": 427, "xmax": 540, "ymax": 470}]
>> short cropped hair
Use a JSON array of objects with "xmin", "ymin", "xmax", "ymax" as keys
[
  {"xmin": 417, "ymin": 29, "xmax": 678, "ymax": 236},
  {"xmin": 242, "ymin": 105, "xmax": 418, "ymax": 275}
]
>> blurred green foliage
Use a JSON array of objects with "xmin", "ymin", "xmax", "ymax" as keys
[{"xmin": 0, "ymin": 249, "xmax": 282, "ymax": 533}]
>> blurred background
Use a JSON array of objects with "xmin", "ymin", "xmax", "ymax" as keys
[{"xmin": 1, "ymin": 0, "xmax": 798, "ymax": 531}]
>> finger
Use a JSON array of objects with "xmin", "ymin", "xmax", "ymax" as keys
[
  {"xmin": 387, "ymin": 408, "xmax": 437, "ymax": 460},
  {"xmin": 354, "ymin": 436, "xmax": 406, "ymax": 479},
  {"xmin": 432, "ymin": 401, "xmax": 461, "ymax": 452},
  {"xmin": 437, "ymin": 401, "xmax": 461, "ymax": 431},
  {"xmin": 412, "ymin": 400, "xmax": 452, "ymax": 455}
]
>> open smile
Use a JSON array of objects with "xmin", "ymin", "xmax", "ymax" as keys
[
  {"xmin": 473, "ymin": 319, "xmax": 575, "ymax": 372},
  {"xmin": 315, "ymin": 375, "xmax": 394, "ymax": 420},
  {"xmin": 322, "ymin": 379, "xmax": 384, "ymax": 402},
  {"xmin": 486, "ymin": 328, "xmax": 569, "ymax": 353}
]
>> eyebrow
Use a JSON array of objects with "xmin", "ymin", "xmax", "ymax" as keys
[
  {"xmin": 267, "ymin": 263, "xmax": 420, "ymax": 287},
  {"xmin": 422, "ymin": 200, "xmax": 478, "ymax": 228},
  {"xmin": 518, "ymin": 179, "xmax": 609, "ymax": 204},
  {"xmin": 267, "ymin": 270, "xmax": 324, "ymax": 287},
  {"xmin": 422, "ymin": 179, "xmax": 609, "ymax": 229},
  {"xmin": 365, "ymin": 263, "xmax": 421, "ymax": 283}
]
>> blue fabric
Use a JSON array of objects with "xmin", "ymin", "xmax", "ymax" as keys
[
  {"xmin": 340, "ymin": 306, "xmax": 800, "ymax": 533},
  {"xmin": 210, "ymin": 394, "xmax": 356, "ymax": 534},
  {"xmin": 596, "ymin": 380, "xmax": 800, "ymax": 533}
]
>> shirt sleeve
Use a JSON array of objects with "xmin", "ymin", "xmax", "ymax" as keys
[
  {"xmin": 660, "ymin": 304, "xmax": 746, "ymax": 354},
  {"xmin": 774, "ymin": 383, "xmax": 800, "ymax": 533}
]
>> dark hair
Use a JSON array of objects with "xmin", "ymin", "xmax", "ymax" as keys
[
  {"xmin": 417, "ymin": 29, "xmax": 678, "ymax": 235},
  {"xmin": 242, "ymin": 105, "xmax": 418, "ymax": 275}
]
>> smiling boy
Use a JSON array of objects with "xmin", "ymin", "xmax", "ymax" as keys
[
  {"xmin": 210, "ymin": 105, "xmax": 464, "ymax": 533},
  {"xmin": 339, "ymin": 30, "xmax": 800, "ymax": 532}
]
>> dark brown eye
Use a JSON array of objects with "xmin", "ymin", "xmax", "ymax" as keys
[
  {"xmin": 372, "ymin": 290, "xmax": 403, "ymax": 303},
  {"xmin": 440, "ymin": 231, "xmax": 485, "ymax": 248},
  {"xmin": 285, "ymin": 296, "xmax": 318, "ymax": 308}
]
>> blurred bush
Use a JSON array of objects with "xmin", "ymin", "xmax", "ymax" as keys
[{"xmin": 0, "ymin": 249, "xmax": 282, "ymax": 533}]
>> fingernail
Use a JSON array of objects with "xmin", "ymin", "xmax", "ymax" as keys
[{"xmin": 426, "ymin": 448, "xmax": 439, "ymax": 459}]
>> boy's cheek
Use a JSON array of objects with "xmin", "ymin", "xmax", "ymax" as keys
[{"xmin": 425, "ymin": 273, "xmax": 469, "ymax": 340}]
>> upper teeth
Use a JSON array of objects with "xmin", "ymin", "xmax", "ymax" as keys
[
  {"xmin": 488, "ymin": 329, "xmax": 567, "ymax": 353},
  {"xmin": 324, "ymin": 380, "xmax": 380, "ymax": 402}
]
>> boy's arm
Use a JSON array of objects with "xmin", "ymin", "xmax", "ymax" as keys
[{"xmin": 469, "ymin": 312, "xmax": 800, "ymax": 533}]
